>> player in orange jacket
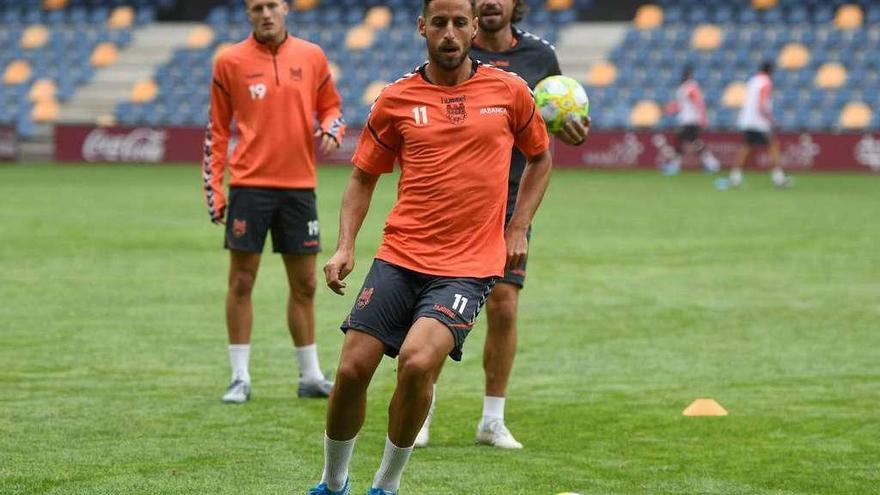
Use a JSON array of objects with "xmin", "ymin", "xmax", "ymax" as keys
[{"xmin": 202, "ymin": 0, "xmax": 345, "ymax": 403}]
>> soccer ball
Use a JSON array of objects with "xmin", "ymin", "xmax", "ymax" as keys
[{"xmin": 534, "ymin": 75, "xmax": 590, "ymax": 134}]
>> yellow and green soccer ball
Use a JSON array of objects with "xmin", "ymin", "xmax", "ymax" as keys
[{"xmin": 534, "ymin": 75, "xmax": 590, "ymax": 134}]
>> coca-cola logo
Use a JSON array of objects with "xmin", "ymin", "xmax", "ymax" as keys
[{"xmin": 82, "ymin": 128, "xmax": 167, "ymax": 163}]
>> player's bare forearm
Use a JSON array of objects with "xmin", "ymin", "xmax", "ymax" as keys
[
  {"xmin": 336, "ymin": 167, "xmax": 380, "ymax": 252},
  {"xmin": 508, "ymin": 149, "xmax": 552, "ymax": 232}
]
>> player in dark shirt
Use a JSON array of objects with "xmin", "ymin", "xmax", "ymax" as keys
[{"xmin": 416, "ymin": 0, "xmax": 590, "ymax": 449}]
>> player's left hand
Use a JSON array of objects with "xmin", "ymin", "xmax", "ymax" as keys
[
  {"xmin": 315, "ymin": 129, "xmax": 340, "ymax": 155},
  {"xmin": 557, "ymin": 116, "xmax": 590, "ymax": 146},
  {"xmin": 504, "ymin": 225, "xmax": 529, "ymax": 271}
]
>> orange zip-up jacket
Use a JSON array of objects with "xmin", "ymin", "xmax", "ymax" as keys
[{"xmin": 202, "ymin": 33, "xmax": 345, "ymax": 222}]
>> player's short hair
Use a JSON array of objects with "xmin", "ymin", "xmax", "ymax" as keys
[
  {"xmin": 512, "ymin": 0, "xmax": 529, "ymax": 24},
  {"xmin": 682, "ymin": 65, "xmax": 693, "ymax": 79},
  {"xmin": 423, "ymin": 0, "xmax": 477, "ymax": 16},
  {"xmin": 761, "ymin": 61, "xmax": 774, "ymax": 75}
]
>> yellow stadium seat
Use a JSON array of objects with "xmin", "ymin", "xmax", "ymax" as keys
[
  {"xmin": 777, "ymin": 43, "xmax": 810, "ymax": 70},
  {"xmin": 32, "ymin": 99, "xmax": 60, "ymax": 123},
  {"xmin": 29, "ymin": 79, "xmax": 57, "ymax": 103},
  {"xmin": 835, "ymin": 5, "xmax": 863, "ymax": 30},
  {"xmin": 629, "ymin": 100, "xmax": 661, "ymax": 127},
  {"xmin": 692, "ymin": 24, "xmax": 722, "ymax": 51},
  {"xmin": 586, "ymin": 61, "xmax": 616, "ymax": 87},
  {"xmin": 839, "ymin": 102, "xmax": 873, "ymax": 129},
  {"xmin": 751, "ymin": 0, "xmax": 778, "ymax": 10},
  {"xmin": 4, "ymin": 60, "xmax": 32, "ymax": 85},
  {"xmin": 361, "ymin": 80, "xmax": 388, "ymax": 105},
  {"xmin": 213, "ymin": 42, "xmax": 234, "ymax": 63},
  {"xmin": 294, "ymin": 0, "xmax": 319, "ymax": 10},
  {"xmin": 634, "ymin": 5, "xmax": 663, "ymax": 30},
  {"xmin": 364, "ymin": 6, "xmax": 392, "ymax": 30},
  {"xmin": 328, "ymin": 61, "xmax": 342, "ymax": 83},
  {"xmin": 96, "ymin": 114, "xmax": 117, "ymax": 127},
  {"xmin": 346, "ymin": 25, "xmax": 375, "ymax": 51},
  {"xmin": 91, "ymin": 42, "xmax": 118, "ymax": 67},
  {"xmin": 722, "ymin": 82, "xmax": 747, "ymax": 108},
  {"xmin": 107, "ymin": 6, "xmax": 135, "ymax": 29},
  {"xmin": 21, "ymin": 25, "xmax": 50, "ymax": 50},
  {"xmin": 547, "ymin": 0, "xmax": 574, "ymax": 11},
  {"xmin": 130, "ymin": 80, "xmax": 159, "ymax": 104},
  {"xmin": 43, "ymin": 0, "xmax": 69, "ymax": 11},
  {"xmin": 187, "ymin": 26, "xmax": 215, "ymax": 49},
  {"xmin": 815, "ymin": 62, "xmax": 847, "ymax": 89}
]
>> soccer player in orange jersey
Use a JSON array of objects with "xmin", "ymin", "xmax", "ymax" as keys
[
  {"xmin": 203, "ymin": 0, "xmax": 345, "ymax": 403},
  {"xmin": 307, "ymin": 1, "xmax": 552, "ymax": 493}
]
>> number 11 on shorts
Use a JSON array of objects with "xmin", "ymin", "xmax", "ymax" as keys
[{"xmin": 452, "ymin": 293, "xmax": 468, "ymax": 314}]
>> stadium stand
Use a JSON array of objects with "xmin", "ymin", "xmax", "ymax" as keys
[{"xmin": 595, "ymin": 1, "xmax": 880, "ymax": 131}]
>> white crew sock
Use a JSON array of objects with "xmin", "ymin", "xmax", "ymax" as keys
[
  {"xmin": 701, "ymin": 150, "xmax": 720, "ymax": 172},
  {"xmin": 372, "ymin": 436, "xmax": 414, "ymax": 492},
  {"xmin": 295, "ymin": 344, "xmax": 324, "ymax": 383},
  {"xmin": 730, "ymin": 168, "xmax": 743, "ymax": 187},
  {"xmin": 481, "ymin": 395, "xmax": 506, "ymax": 427},
  {"xmin": 321, "ymin": 433, "xmax": 357, "ymax": 492},
  {"xmin": 772, "ymin": 167, "xmax": 786, "ymax": 185},
  {"xmin": 228, "ymin": 344, "xmax": 250, "ymax": 382}
]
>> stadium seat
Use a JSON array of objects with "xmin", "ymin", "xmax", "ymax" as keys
[
  {"xmin": 346, "ymin": 25, "xmax": 375, "ymax": 51},
  {"xmin": 634, "ymin": 5, "xmax": 663, "ymax": 30},
  {"xmin": 4, "ymin": 60, "xmax": 32, "ymax": 85},
  {"xmin": 778, "ymin": 43, "xmax": 810, "ymax": 70},
  {"xmin": 834, "ymin": 5, "xmax": 863, "ymax": 30},
  {"xmin": 586, "ymin": 61, "xmax": 616, "ymax": 87},
  {"xmin": 361, "ymin": 80, "xmax": 387, "ymax": 105},
  {"xmin": 90, "ymin": 42, "xmax": 118, "ymax": 68},
  {"xmin": 364, "ymin": 6, "xmax": 392, "ymax": 30},
  {"xmin": 752, "ymin": 0, "xmax": 779, "ymax": 10},
  {"xmin": 107, "ymin": 6, "xmax": 135, "ymax": 30},
  {"xmin": 839, "ymin": 101, "xmax": 872, "ymax": 129},
  {"xmin": 722, "ymin": 81, "xmax": 746, "ymax": 108},
  {"xmin": 130, "ymin": 80, "xmax": 158, "ymax": 103},
  {"xmin": 815, "ymin": 62, "xmax": 847, "ymax": 89},
  {"xmin": 328, "ymin": 61, "xmax": 342, "ymax": 83},
  {"xmin": 187, "ymin": 26, "xmax": 215, "ymax": 49},
  {"xmin": 21, "ymin": 25, "xmax": 50, "ymax": 50},
  {"xmin": 692, "ymin": 24, "xmax": 722, "ymax": 51},
  {"xmin": 31, "ymin": 99, "xmax": 59, "ymax": 123},
  {"xmin": 43, "ymin": 0, "xmax": 69, "ymax": 10},
  {"xmin": 28, "ymin": 78, "xmax": 57, "ymax": 102},
  {"xmin": 629, "ymin": 100, "xmax": 661, "ymax": 127},
  {"xmin": 547, "ymin": 0, "xmax": 574, "ymax": 11},
  {"xmin": 294, "ymin": 0, "xmax": 319, "ymax": 11}
]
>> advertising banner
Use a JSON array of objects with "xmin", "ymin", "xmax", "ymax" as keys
[
  {"xmin": 0, "ymin": 125, "xmax": 18, "ymax": 162},
  {"xmin": 55, "ymin": 124, "xmax": 880, "ymax": 173}
]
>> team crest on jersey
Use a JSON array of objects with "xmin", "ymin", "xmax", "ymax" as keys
[
  {"xmin": 289, "ymin": 67, "xmax": 302, "ymax": 81},
  {"xmin": 442, "ymin": 95, "xmax": 468, "ymax": 125},
  {"xmin": 232, "ymin": 219, "xmax": 247, "ymax": 238},
  {"xmin": 356, "ymin": 288, "xmax": 374, "ymax": 310}
]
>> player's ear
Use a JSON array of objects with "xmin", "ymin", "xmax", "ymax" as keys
[
  {"xmin": 472, "ymin": 17, "xmax": 478, "ymax": 38},
  {"xmin": 418, "ymin": 16, "xmax": 426, "ymax": 38}
]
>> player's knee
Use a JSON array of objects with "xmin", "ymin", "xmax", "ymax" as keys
[
  {"xmin": 291, "ymin": 273, "xmax": 317, "ymax": 300},
  {"xmin": 397, "ymin": 350, "xmax": 436, "ymax": 383},
  {"xmin": 229, "ymin": 270, "xmax": 257, "ymax": 299},
  {"xmin": 336, "ymin": 359, "xmax": 373, "ymax": 388},
  {"xmin": 487, "ymin": 286, "xmax": 518, "ymax": 322}
]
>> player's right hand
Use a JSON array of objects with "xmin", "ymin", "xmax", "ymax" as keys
[
  {"xmin": 324, "ymin": 249, "xmax": 355, "ymax": 295},
  {"xmin": 211, "ymin": 206, "xmax": 226, "ymax": 225}
]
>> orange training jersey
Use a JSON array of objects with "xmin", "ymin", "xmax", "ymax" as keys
[
  {"xmin": 352, "ymin": 61, "xmax": 550, "ymax": 278},
  {"xmin": 203, "ymin": 33, "xmax": 345, "ymax": 221}
]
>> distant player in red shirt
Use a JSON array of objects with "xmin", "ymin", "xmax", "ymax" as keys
[
  {"xmin": 308, "ymin": 0, "xmax": 552, "ymax": 493},
  {"xmin": 661, "ymin": 66, "xmax": 720, "ymax": 175},
  {"xmin": 203, "ymin": 0, "xmax": 345, "ymax": 404}
]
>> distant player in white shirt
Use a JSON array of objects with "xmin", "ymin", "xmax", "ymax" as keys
[
  {"xmin": 662, "ymin": 66, "xmax": 720, "ymax": 175},
  {"xmin": 733, "ymin": 61, "xmax": 790, "ymax": 188}
]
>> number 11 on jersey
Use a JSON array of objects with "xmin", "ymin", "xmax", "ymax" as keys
[{"xmin": 412, "ymin": 106, "xmax": 428, "ymax": 125}]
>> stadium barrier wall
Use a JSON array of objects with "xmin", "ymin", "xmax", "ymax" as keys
[
  {"xmin": 0, "ymin": 125, "xmax": 19, "ymax": 162},
  {"xmin": 54, "ymin": 125, "xmax": 880, "ymax": 173}
]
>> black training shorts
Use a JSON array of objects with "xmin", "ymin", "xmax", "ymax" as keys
[{"xmin": 224, "ymin": 187, "xmax": 321, "ymax": 254}]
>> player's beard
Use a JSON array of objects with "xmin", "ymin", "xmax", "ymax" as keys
[
  {"xmin": 429, "ymin": 44, "xmax": 471, "ymax": 71},
  {"xmin": 477, "ymin": 6, "xmax": 510, "ymax": 33}
]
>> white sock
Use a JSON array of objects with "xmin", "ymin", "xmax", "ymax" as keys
[
  {"xmin": 702, "ymin": 151, "xmax": 720, "ymax": 171},
  {"xmin": 481, "ymin": 395, "xmax": 505, "ymax": 426},
  {"xmin": 228, "ymin": 344, "xmax": 250, "ymax": 382},
  {"xmin": 321, "ymin": 433, "xmax": 356, "ymax": 492},
  {"xmin": 772, "ymin": 167, "xmax": 786, "ymax": 185},
  {"xmin": 730, "ymin": 168, "xmax": 743, "ymax": 186},
  {"xmin": 295, "ymin": 344, "xmax": 324, "ymax": 383},
  {"xmin": 372, "ymin": 436, "xmax": 414, "ymax": 492}
]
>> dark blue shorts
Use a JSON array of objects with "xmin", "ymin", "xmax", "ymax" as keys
[
  {"xmin": 341, "ymin": 259, "xmax": 496, "ymax": 361},
  {"xmin": 224, "ymin": 187, "xmax": 321, "ymax": 254}
]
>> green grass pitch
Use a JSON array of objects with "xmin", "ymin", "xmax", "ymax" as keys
[{"xmin": 1, "ymin": 164, "xmax": 878, "ymax": 494}]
